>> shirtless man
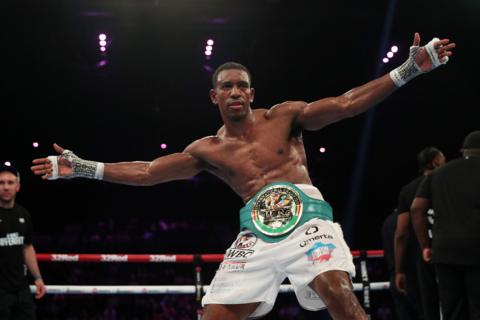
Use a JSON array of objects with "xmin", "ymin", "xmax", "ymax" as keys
[{"xmin": 31, "ymin": 33, "xmax": 454, "ymax": 320}]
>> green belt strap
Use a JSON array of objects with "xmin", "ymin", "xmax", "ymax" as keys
[{"xmin": 239, "ymin": 182, "xmax": 333, "ymax": 243}]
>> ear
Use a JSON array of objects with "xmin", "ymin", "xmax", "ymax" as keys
[
  {"xmin": 250, "ymin": 88, "xmax": 255, "ymax": 103},
  {"xmin": 209, "ymin": 88, "xmax": 218, "ymax": 104},
  {"xmin": 15, "ymin": 182, "xmax": 20, "ymax": 193}
]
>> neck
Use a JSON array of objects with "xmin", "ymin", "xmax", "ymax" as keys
[
  {"xmin": 0, "ymin": 199, "xmax": 15, "ymax": 209},
  {"xmin": 463, "ymin": 149, "xmax": 480, "ymax": 158},
  {"xmin": 223, "ymin": 109, "xmax": 255, "ymax": 137}
]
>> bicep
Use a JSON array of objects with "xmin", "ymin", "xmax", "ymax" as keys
[
  {"xmin": 146, "ymin": 152, "xmax": 205, "ymax": 184},
  {"xmin": 411, "ymin": 197, "xmax": 430, "ymax": 214},
  {"xmin": 294, "ymin": 96, "xmax": 350, "ymax": 131},
  {"xmin": 395, "ymin": 212, "xmax": 410, "ymax": 236}
]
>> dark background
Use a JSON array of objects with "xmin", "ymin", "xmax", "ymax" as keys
[{"xmin": 3, "ymin": 0, "xmax": 479, "ymax": 251}]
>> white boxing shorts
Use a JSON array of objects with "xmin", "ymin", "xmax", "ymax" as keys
[{"xmin": 202, "ymin": 185, "xmax": 355, "ymax": 317}]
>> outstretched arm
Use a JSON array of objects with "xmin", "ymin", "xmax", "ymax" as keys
[
  {"xmin": 31, "ymin": 143, "xmax": 206, "ymax": 186},
  {"xmin": 295, "ymin": 33, "xmax": 455, "ymax": 130}
]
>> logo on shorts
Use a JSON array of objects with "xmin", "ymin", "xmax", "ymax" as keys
[
  {"xmin": 252, "ymin": 185, "xmax": 303, "ymax": 236},
  {"xmin": 219, "ymin": 261, "xmax": 246, "ymax": 272},
  {"xmin": 305, "ymin": 226, "xmax": 319, "ymax": 235},
  {"xmin": 305, "ymin": 242, "xmax": 336, "ymax": 263},
  {"xmin": 300, "ymin": 233, "xmax": 333, "ymax": 247},
  {"xmin": 233, "ymin": 233, "xmax": 257, "ymax": 249}
]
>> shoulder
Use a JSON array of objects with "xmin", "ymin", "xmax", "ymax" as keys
[
  {"xmin": 184, "ymin": 135, "xmax": 222, "ymax": 156},
  {"xmin": 265, "ymin": 101, "xmax": 308, "ymax": 119},
  {"xmin": 13, "ymin": 204, "xmax": 31, "ymax": 218}
]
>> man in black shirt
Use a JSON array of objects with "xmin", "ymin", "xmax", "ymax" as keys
[
  {"xmin": 412, "ymin": 130, "xmax": 480, "ymax": 320},
  {"xmin": 394, "ymin": 147, "xmax": 445, "ymax": 319},
  {"xmin": 0, "ymin": 165, "xmax": 46, "ymax": 320}
]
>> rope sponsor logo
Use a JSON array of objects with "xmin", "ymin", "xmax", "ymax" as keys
[
  {"xmin": 101, "ymin": 254, "xmax": 129, "ymax": 262},
  {"xmin": 52, "ymin": 254, "xmax": 79, "ymax": 261},
  {"xmin": 305, "ymin": 242, "xmax": 336, "ymax": 263},
  {"xmin": 0, "ymin": 233, "xmax": 24, "ymax": 246},
  {"xmin": 149, "ymin": 255, "xmax": 176, "ymax": 262}
]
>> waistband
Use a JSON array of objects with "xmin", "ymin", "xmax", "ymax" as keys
[{"xmin": 239, "ymin": 182, "xmax": 333, "ymax": 243}]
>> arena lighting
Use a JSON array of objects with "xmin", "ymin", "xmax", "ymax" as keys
[
  {"xmin": 205, "ymin": 38, "xmax": 214, "ymax": 59},
  {"xmin": 160, "ymin": 143, "xmax": 167, "ymax": 150},
  {"xmin": 32, "ymin": 142, "xmax": 39, "ymax": 148}
]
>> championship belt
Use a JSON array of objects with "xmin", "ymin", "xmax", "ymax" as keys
[
  {"xmin": 240, "ymin": 182, "xmax": 333, "ymax": 243},
  {"xmin": 251, "ymin": 184, "xmax": 303, "ymax": 236}
]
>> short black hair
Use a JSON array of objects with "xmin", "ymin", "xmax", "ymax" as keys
[
  {"xmin": 462, "ymin": 130, "xmax": 480, "ymax": 149},
  {"xmin": 211, "ymin": 62, "xmax": 252, "ymax": 88},
  {"xmin": 417, "ymin": 147, "xmax": 442, "ymax": 173},
  {"xmin": 0, "ymin": 164, "xmax": 20, "ymax": 180}
]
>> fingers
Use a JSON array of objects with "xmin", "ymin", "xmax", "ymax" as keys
[
  {"xmin": 53, "ymin": 143, "xmax": 64, "ymax": 154},
  {"xmin": 413, "ymin": 32, "xmax": 420, "ymax": 46},
  {"xmin": 31, "ymin": 161, "xmax": 53, "ymax": 179}
]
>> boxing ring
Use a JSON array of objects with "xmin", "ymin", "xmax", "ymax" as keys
[{"xmin": 32, "ymin": 250, "xmax": 388, "ymax": 318}]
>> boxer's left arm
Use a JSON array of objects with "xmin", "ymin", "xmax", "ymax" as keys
[{"xmin": 293, "ymin": 33, "xmax": 455, "ymax": 131}]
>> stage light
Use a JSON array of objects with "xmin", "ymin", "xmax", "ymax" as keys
[
  {"xmin": 99, "ymin": 40, "xmax": 107, "ymax": 47},
  {"xmin": 99, "ymin": 34, "xmax": 107, "ymax": 41},
  {"xmin": 205, "ymin": 50, "xmax": 212, "ymax": 56},
  {"xmin": 383, "ymin": 57, "xmax": 389, "ymax": 63},
  {"xmin": 387, "ymin": 51, "xmax": 394, "ymax": 58},
  {"xmin": 4, "ymin": 161, "xmax": 11, "ymax": 166},
  {"xmin": 100, "ymin": 46, "xmax": 106, "ymax": 52},
  {"xmin": 207, "ymin": 39, "xmax": 214, "ymax": 46},
  {"xmin": 319, "ymin": 147, "xmax": 326, "ymax": 153},
  {"xmin": 32, "ymin": 142, "xmax": 39, "ymax": 148},
  {"xmin": 206, "ymin": 45, "xmax": 213, "ymax": 51},
  {"xmin": 391, "ymin": 45, "xmax": 398, "ymax": 53},
  {"xmin": 160, "ymin": 143, "xmax": 167, "ymax": 149}
]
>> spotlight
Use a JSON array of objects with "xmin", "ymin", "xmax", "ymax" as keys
[
  {"xmin": 4, "ymin": 161, "xmax": 11, "ymax": 166},
  {"xmin": 382, "ymin": 57, "xmax": 389, "ymax": 63},
  {"xmin": 387, "ymin": 51, "xmax": 394, "ymax": 58},
  {"xmin": 391, "ymin": 45, "xmax": 398, "ymax": 53},
  {"xmin": 160, "ymin": 143, "xmax": 167, "ymax": 150},
  {"xmin": 207, "ymin": 39, "xmax": 214, "ymax": 46},
  {"xmin": 319, "ymin": 147, "xmax": 326, "ymax": 153},
  {"xmin": 32, "ymin": 142, "xmax": 39, "ymax": 148},
  {"xmin": 99, "ymin": 34, "xmax": 107, "ymax": 41}
]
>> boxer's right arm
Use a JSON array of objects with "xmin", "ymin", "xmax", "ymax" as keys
[
  {"xmin": 31, "ymin": 143, "xmax": 206, "ymax": 186},
  {"xmin": 103, "ymin": 152, "xmax": 204, "ymax": 186}
]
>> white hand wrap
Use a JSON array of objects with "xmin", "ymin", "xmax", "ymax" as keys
[
  {"xmin": 47, "ymin": 150, "xmax": 104, "ymax": 180},
  {"xmin": 424, "ymin": 37, "xmax": 449, "ymax": 67},
  {"xmin": 389, "ymin": 37, "xmax": 449, "ymax": 87}
]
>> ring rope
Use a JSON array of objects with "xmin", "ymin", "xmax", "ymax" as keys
[{"xmin": 30, "ymin": 283, "xmax": 390, "ymax": 295}]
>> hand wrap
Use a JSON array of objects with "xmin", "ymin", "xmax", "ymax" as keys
[
  {"xmin": 389, "ymin": 37, "xmax": 449, "ymax": 87},
  {"xmin": 47, "ymin": 150, "xmax": 104, "ymax": 180}
]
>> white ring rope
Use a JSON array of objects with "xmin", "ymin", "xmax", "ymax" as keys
[{"xmin": 31, "ymin": 282, "xmax": 390, "ymax": 295}]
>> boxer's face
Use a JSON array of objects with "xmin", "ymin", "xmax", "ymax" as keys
[{"xmin": 210, "ymin": 69, "xmax": 255, "ymax": 121}]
